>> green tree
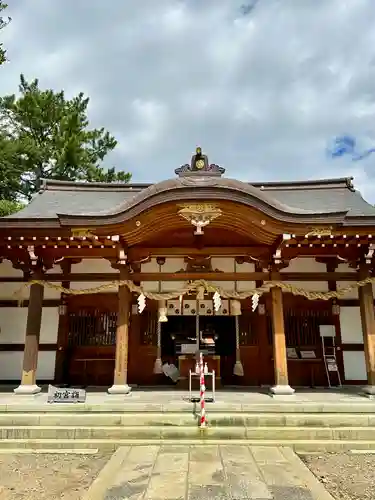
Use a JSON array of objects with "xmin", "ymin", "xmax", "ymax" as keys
[
  {"xmin": 0, "ymin": 2, "xmax": 11, "ymax": 65},
  {"xmin": 0, "ymin": 199, "xmax": 23, "ymax": 216},
  {"xmin": 0, "ymin": 74, "xmax": 131, "ymax": 201}
]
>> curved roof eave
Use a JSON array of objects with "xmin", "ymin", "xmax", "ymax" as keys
[{"xmin": 56, "ymin": 176, "xmax": 349, "ymax": 226}]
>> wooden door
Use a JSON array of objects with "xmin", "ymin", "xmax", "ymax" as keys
[{"xmin": 64, "ymin": 294, "xmax": 118, "ymax": 387}]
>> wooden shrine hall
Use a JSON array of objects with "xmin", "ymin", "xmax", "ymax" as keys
[{"xmin": 0, "ymin": 147, "xmax": 375, "ymax": 396}]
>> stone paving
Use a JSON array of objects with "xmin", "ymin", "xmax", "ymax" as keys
[
  {"xmin": 0, "ymin": 386, "xmax": 373, "ymax": 410},
  {"xmin": 83, "ymin": 445, "xmax": 335, "ymax": 500}
]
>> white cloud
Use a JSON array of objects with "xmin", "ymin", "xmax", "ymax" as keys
[{"xmin": 1, "ymin": 0, "xmax": 375, "ymax": 201}]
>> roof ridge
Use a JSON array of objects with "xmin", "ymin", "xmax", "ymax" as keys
[
  {"xmin": 251, "ymin": 177, "xmax": 354, "ymax": 190},
  {"xmin": 41, "ymin": 179, "xmax": 150, "ymax": 191},
  {"xmin": 40, "ymin": 176, "xmax": 355, "ymax": 192}
]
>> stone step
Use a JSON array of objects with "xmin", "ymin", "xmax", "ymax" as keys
[
  {"xmin": 1, "ymin": 412, "xmax": 375, "ymax": 427},
  {"xmin": 2, "ymin": 401, "xmax": 375, "ymax": 413},
  {"xmin": 1, "ymin": 425, "xmax": 375, "ymax": 440},
  {"xmin": 0, "ymin": 438, "xmax": 375, "ymax": 453}
]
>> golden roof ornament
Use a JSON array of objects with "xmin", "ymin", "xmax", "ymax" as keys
[
  {"xmin": 175, "ymin": 147, "xmax": 225, "ymax": 177},
  {"xmin": 178, "ymin": 203, "xmax": 222, "ymax": 235},
  {"xmin": 305, "ymin": 227, "xmax": 334, "ymax": 237},
  {"xmin": 71, "ymin": 228, "xmax": 96, "ymax": 238}
]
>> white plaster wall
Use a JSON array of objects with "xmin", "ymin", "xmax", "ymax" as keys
[
  {"xmin": 160, "ymin": 258, "xmax": 186, "ymax": 293},
  {"xmin": 211, "ymin": 257, "xmax": 235, "ymax": 292},
  {"xmin": 336, "ymin": 263, "xmax": 358, "ymax": 299},
  {"xmin": 343, "ymin": 351, "xmax": 367, "ymax": 381},
  {"xmin": 0, "ymin": 307, "xmax": 26, "ymax": 343},
  {"xmin": 141, "ymin": 257, "xmax": 159, "ymax": 292},
  {"xmin": 70, "ymin": 258, "xmax": 119, "ymax": 293},
  {"xmin": 0, "ymin": 306, "xmax": 59, "ymax": 381},
  {"xmin": 281, "ymin": 257, "xmax": 329, "ymax": 292},
  {"xmin": 339, "ymin": 307, "xmax": 364, "ymax": 344},
  {"xmin": 37, "ymin": 351, "xmax": 57, "ymax": 380},
  {"xmin": 0, "ymin": 259, "xmax": 61, "ymax": 299},
  {"xmin": 0, "ymin": 351, "xmax": 56, "ymax": 381},
  {"xmin": 141, "ymin": 257, "xmax": 186, "ymax": 293},
  {"xmin": 236, "ymin": 261, "xmax": 256, "ymax": 292},
  {"xmin": 0, "ymin": 260, "xmax": 25, "ymax": 299},
  {"xmin": 0, "ymin": 306, "xmax": 59, "ymax": 344}
]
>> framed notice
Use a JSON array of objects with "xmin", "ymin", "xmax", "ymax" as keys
[
  {"xmin": 327, "ymin": 360, "xmax": 338, "ymax": 372},
  {"xmin": 287, "ymin": 348, "xmax": 298, "ymax": 359},
  {"xmin": 300, "ymin": 350, "xmax": 316, "ymax": 359},
  {"xmin": 181, "ymin": 343, "xmax": 197, "ymax": 354}
]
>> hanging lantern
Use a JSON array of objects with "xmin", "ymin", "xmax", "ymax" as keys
[
  {"xmin": 158, "ymin": 300, "xmax": 168, "ymax": 322},
  {"xmin": 213, "ymin": 291, "xmax": 222, "ymax": 312},
  {"xmin": 231, "ymin": 299, "xmax": 242, "ymax": 316},
  {"xmin": 137, "ymin": 293, "xmax": 146, "ymax": 313}
]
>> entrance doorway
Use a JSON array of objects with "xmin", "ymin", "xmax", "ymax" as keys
[{"xmin": 161, "ymin": 315, "xmax": 236, "ymax": 385}]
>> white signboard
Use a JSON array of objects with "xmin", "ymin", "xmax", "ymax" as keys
[
  {"xmin": 327, "ymin": 360, "xmax": 338, "ymax": 372},
  {"xmin": 319, "ymin": 325, "xmax": 335, "ymax": 338},
  {"xmin": 287, "ymin": 348, "xmax": 298, "ymax": 359},
  {"xmin": 300, "ymin": 350, "xmax": 316, "ymax": 359},
  {"xmin": 181, "ymin": 343, "xmax": 197, "ymax": 354},
  {"xmin": 47, "ymin": 385, "xmax": 86, "ymax": 403}
]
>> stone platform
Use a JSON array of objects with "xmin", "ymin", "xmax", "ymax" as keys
[
  {"xmin": 0, "ymin": 386, "xmax": 373, "ymax": 411},
  {"xmin": 83, "ymin": 444, "xmax": 335, "ymax": 500},
  {"xmin": 0, "ymin": 387, "xmax": 375, "ymax": 453}
]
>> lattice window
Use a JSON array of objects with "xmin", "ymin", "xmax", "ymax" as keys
[
  {"xmin": 238, "ymin": 313, "xmax": 259, "ymax": 346},
  {"xmin": 267, "ymin": 308, "xmax": 332, "ymax": 347},
  {"xmin": 68, "ymin": 308, "xmax": 117, "ymax": 347},
  {"xmin": 140, "ymin": 310, "xmax": 158, "ymax": 346}
]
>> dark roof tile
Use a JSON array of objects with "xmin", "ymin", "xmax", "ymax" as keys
[{"xmin": 3, "ymin": 176, "xmax": 375, "ymax": 223}]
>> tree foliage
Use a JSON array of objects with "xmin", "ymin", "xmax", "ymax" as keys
[
  {"xmin": 0, "ymin": 75, "xmax": 131, "ymax": 201},
  {"xmin": 0, "ymin": 199, "xmax": 23, "ymax": 216},
  {"xmin": 0, "ymin": 1, "xmax": 11, "ymax": 65}
]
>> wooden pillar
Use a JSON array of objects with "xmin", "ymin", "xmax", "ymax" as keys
[
  {"xmin": 358, "ymin": 266, "xmax": 375, "ymax": 395},
  {"xmin": 14, "ymin": 281, "xmax": 44, "ymax": 394},
  {"xmin": 269, "ymin": 285, "xmax": 295, "ymax": 395},
  {"xmin": 108, "ymin": 267, "xmax": 132, "ymax": 394}
]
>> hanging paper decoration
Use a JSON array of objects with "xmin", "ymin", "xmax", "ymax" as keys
[
  {"xmin": 213, "ymin": 291, "xmax": 222, "ymax": 312},
  {"xmin": 252, "ymin": 293, "xmax": 260, "ymax": 312},
  {"xmin": 137, "ymin": 293, "xmax": 146, "ymax": 313},
  {"xmin": 158, "ymin": 300, "xmax": 168, "ymax": 322},
  {"xmin": 231, "ymin": 299, "xmax": 242, "ymax": 316}
]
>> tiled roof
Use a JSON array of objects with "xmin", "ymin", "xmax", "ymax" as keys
[{"xmin": 3, "ymin": 176, "xmax": 375, "ymax": 225}]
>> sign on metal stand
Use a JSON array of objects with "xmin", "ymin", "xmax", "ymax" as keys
[{"xmin": 47, "ymin": 384, "xmax": 86, "ymax": 403}]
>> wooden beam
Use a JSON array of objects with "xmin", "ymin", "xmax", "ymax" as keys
[
  {"xmin": 0, "ymin": 271, "xmax": 363, "ymax": 283},
  {"xmin": 127, "ymin": 246, "xmax": 269, "ymax": 258}
]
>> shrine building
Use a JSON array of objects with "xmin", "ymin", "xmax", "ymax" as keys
[{"xmin": 0, "ymin": 147, "xmax": 375, "ymax": 396}]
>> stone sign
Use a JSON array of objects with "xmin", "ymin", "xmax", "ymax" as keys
[{"xmin": 47, "ymin": 384, "xmax": 86, "ymax": 403}]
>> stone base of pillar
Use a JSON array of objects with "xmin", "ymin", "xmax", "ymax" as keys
[
  {"xmin": 269, "ymin": 384, "xmax": 295, "ymax": 397},
  {"xmin": 107, "ymin": 384, "xmax": 132, "ymax": 395},
  {"xmin": 14, "ymin": 384, "xmax": 41, "ymax": 395},
  {"xmin": 233, "ymin": 361, "xmax": 244, "ymax": 377},
  {"xmin": 362, "ymin": 385, "xmax": 375, "ymax": 398}
]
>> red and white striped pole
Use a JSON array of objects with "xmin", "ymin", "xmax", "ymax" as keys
[{"xmin": 199, "ymin": 352, "xmax": 206, "ymax": 428}]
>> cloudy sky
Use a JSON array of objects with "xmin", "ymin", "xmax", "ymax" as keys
[{"xmin": 2, "ymin": 0, "xmax": 375, "ymax": 200}]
